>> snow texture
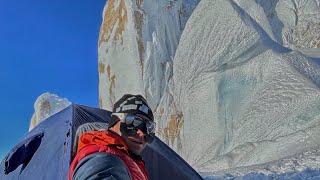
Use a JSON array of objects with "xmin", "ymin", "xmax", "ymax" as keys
[
  {"xmin": 202, "ymin": 168, "xmax": 320, "ymax": 180},
  {"xmin": 171, "ymin": 0, "xmax": 320, "ymax": 172}
]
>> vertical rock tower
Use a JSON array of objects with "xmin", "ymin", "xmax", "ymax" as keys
[
  {"xmin": 98, "ymin": 0, "xmax": 199, "ymax": 151},
  {"xmin": 98, "ymin": 0, "xmax": 199, "ymax": 110}
]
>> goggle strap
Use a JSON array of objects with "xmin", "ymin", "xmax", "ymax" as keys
[{"xmin": 112, "ymin": 113, "xmax": 126, "ymax": 122}]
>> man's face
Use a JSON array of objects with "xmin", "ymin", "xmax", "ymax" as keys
[
  {"xmin": 110, "ymin": 114, "xmax": 149, "ymax": 155},
  {"xmin": 121, "ymin": 128, "xmax": 147, "ymax": 155}
]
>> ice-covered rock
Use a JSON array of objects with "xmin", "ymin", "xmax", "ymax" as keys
[
  {"xmin": 29, "ymin": 93, "xmax": 71, "ymax": 131},
  {"xmin": 206, "ymin": 147, "xmax": 320, "ymax": 178},
  {"xmin": 170, "ymin": 0, "xmax": 320, "ymax": 172},
  {"xmin": 97, "ymin": 0, "xmax": 320, "ymax": 174},
  {"xmin": 97, "ymin": 0, "xmax": 199, "ymax": 111},
  {"xmin": 276, "ymin": 0, "xmax": 320, "ymax": 49},
  {"xmin": 232, "ymin": 0, "xmax": 320, "ymax": 50}
]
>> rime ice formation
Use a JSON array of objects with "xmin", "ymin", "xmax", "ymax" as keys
[
  {"xmin": 98, "ymin": 0, "xmax": 320, "ymax": 175},
  {"xmin": 29, "ymin": 93, "xmax": 71, "ymax": 131},
  {"xmin": 170, "ymin": 0, "xmax": 320, "ymax": 172},
  {"xmin": 203, "ymin": 147, "xmax": 320, "ymax": 178}
]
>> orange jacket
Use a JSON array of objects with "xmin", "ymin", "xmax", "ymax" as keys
[{"xmin": 68, "ymin": 130, "xmax": 149, "ymax": 180}]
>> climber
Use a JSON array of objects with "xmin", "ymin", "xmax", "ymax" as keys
[{"xmin": 68, "ymin": 94, "xmax": 156, "ymax": 180}]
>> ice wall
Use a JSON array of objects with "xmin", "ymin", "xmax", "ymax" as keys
[{"xmin": 170, "ymin": 0, "xmax": 320, "ymax": 172}]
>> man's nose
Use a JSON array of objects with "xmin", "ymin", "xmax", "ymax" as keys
[{"xmin": 136, "ymin": 129, "xmax": 145, "ymax": 137}]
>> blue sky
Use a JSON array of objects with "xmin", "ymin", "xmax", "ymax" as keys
[{"xmin": 0, "ymin": 0, "xmax": 107, "ymax": 159}]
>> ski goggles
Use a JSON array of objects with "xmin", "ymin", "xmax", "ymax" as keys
[{"xmin": 112, "ymin": 113, "xmax": 156, "ymax": 143}]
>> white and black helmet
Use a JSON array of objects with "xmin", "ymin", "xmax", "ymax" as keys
[{"xmin": 108, "ymin": 94, "xmax": 154, "ymax": 129}]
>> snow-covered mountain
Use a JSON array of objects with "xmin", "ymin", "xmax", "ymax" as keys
[
  {"xmin": 29, "ymin": 93, "xmax": 70, "ymax": 131},
  {"xmin": 97, "ymin": 0, "xmax": 320, "ymax": 175}
]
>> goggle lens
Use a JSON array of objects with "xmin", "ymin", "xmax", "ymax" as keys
[
  {"xmin": 113, "ymin": 113, "xmax": 156, "ymax": 143},
  {"xmin": 124, "ymin": 114, "xmax": 156, "ymax": 134}
]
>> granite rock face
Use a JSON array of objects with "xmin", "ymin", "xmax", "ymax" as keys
[
  {"xmin": 97, "ymin": 0, "xmax": 200, "ymax": 155},
  {"xmin": 97, "ymin": 0, "xmax": 200, "ymax": 111}
]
